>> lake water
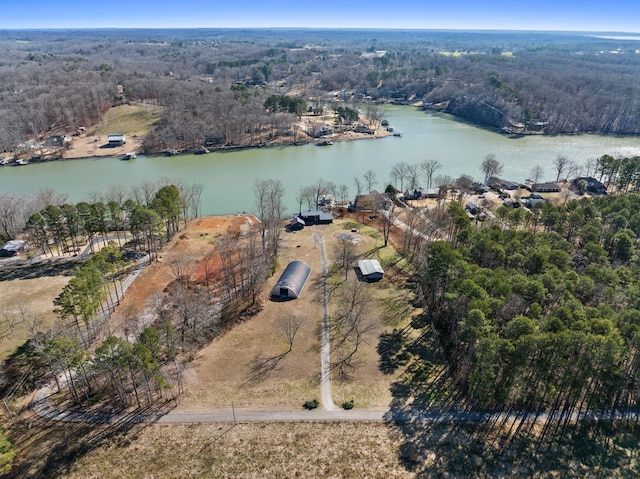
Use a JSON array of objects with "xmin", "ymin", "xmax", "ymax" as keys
[{"xmin": 3, "ymin": 105, "xmax": 640, "ymax": 216}]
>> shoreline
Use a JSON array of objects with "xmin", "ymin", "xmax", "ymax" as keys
[{"xmin": 3, "ymin": 127, "xmax": 391, "ymax": 165}]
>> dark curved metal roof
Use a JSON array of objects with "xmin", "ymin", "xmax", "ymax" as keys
[{"xmin": 270, "ymin": 260, "xmax": 312, "ymax": 300}]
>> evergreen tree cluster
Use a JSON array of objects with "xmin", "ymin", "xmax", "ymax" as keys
[
  {"xmin": 264, "ymin": 94, "xmax": 307, "ymax": 115},
  {"xmin": 417, "ymin": 193, "xmax": 640, "ymax": 413}
]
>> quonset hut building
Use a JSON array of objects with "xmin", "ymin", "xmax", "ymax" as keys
[{"xmin": 270, "ymin": 260, "xmax": 312, "ymax": 301}]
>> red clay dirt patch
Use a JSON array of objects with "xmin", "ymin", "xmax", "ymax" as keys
[{"xmin": 110, "ymin": 215, "xmax": 256, "ymax": 333}]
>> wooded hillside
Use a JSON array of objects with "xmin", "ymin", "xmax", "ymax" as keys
[{"xmin": 2, "ymin": 29, "xmax": 640, "ymax": 153}]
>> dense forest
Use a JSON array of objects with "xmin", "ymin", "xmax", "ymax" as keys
[
  {"xmin": 402, "ymin": 192, "xmax": 640, "ymax": 417},
  {"xmin": 2, "ymin": 29, "xmax": 640, "ymax": 153}
]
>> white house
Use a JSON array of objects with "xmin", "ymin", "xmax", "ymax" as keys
[{"xmin": 108, "ymin": 134, "xmax": 126, "ymax": 147}]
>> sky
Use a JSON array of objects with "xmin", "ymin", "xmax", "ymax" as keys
[{"xmin": 1, "ymin": 0, "xmax": 639, "ymax": 33}]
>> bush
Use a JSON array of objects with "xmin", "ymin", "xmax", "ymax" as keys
[
  {"xmin": 341, "ymin": 399, "xmax": 354, "ymax": 410},
  {"xmin": 302, "ymin": 399, "xmax": 319, "ymax": 410}
]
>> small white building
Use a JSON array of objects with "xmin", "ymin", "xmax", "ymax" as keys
[
  {"xmin": 0, "ymin": 240, "xmax": 26, "ymax": 257},
  {"xmin": 357, "ymin": 259, "xmax": 384, "ymax": 282},
  {"xmin": 108, "ymin": 134, "xmax": 126, "ymax": 147}
]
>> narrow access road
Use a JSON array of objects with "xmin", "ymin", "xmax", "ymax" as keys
[
  {"xmin": 32, "ymin": 383, "xmax": 385, "ymax": 424},
  {"xmin": 33, "ymin": 380, "xmax": 640, "ymax": 426},
  {"xmin": 314, "ymin": 232, "xmax": 336, "ymax": 411}
]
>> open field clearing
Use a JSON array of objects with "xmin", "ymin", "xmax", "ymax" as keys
[
  {"xmin": 178, "ymin": 218, "xmax": 414, "ymax": 410},
  {"xmin": 0, "ymin": 275, "xmax": 72, "ymax": 359},
  {"xmin": 7, "ymin": 421, "xmax": 408, "ymax": 479},
  {"xmin": 11, "ymin": 416, "xmax": 640, "ymax": 479},
  {"xmin": 63, "ymin": 104, "xmax": 163, "ymax": 159},
  {"xmin": 93, "ymin": 104, "xmax": 164, "ymax": 138}
]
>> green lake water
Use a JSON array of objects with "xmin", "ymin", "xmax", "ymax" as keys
[{"xmin": 3, "ymin": 105, "xmax": 640, "ymax": 215}]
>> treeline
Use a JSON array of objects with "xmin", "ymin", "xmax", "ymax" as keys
[
  {"xmin": 1, "ymin": 178, "xmax": 289, "ymax": 410},
  {"xmin": 40, "ymin": 244, "xmax": 176, "ymax": 409},
  {"xmin": 2, "ymin": 30, "xmax": 640, "ymax": 152},
  {"xmin": 140, "ymin": 82, "xmax": 305, "ymax": 152},
  {"xmin": 595, "ymin": 154, "xmax": 640, "ymax": 193},
  {"xmin": 406, "ymin": 193, "xmax": 640, "ymax": 416},
  {"xmin": 0, "ymin": 178, "xmax": 203, "ymax": 244},
  {"xmin": 0, "ymin": 179, "xmax": 201, "ymax": 405}
]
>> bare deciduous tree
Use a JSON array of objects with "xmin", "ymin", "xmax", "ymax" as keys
[
  {"xmin": 530, "ymin": 165, "xmax": 545, "ymax": 186},
  {"xmin": 390, "ymin": 162, "xmax": 410, "ymax": 192},
  {"xmin": 421, "ymin": 159, "xmax": 442, "ymax": 189},
  {"xmin": 254, "ymin": 178, "xmax": 285, "ymax": 264},
  {"xmin": 330, "ymin": 277, "xmax": 376, "ymax": 380},
  {"xmin": 554, "ymin": 155, "xmax": 570, "ymax": 182},
  {"xmin": 407, "ymin": 163, "xmax": 421, "ymax": 191},
  {"xmin": 332, "ymin": 236, "xmax": 357, "ymax": 279},
  {"xmin": 280, "ymin": 313, "xmax": 305, "ymax": 352},
  {"xmin": 0, "ymin": 193, "xmax": 26, "ymax": 240},
  {"xmin": 381, "ymin": 200, "xmax": 397, "ymax": 247},
  {"xmin": 479, "ymin": 154, "xmax": 503, "ymax": 185},
  {"xmin": 249, "ymin": 312, "xmax": 305, "ymax": 383},
  {"xmin": 363, "ymin": 169, "xmax": 377, "ymax": 193},
  {"xmin": 338, "ymin": 184, "xmax": 350, "ymax": 206},
  {"xmin": 353, "ymin": 177, "xmax": 362, "ymax": 197}
]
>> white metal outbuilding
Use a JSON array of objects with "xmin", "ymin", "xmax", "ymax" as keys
[{"xmin": 357, "ymin": 259, "xmax": 384, "ymax": 281}]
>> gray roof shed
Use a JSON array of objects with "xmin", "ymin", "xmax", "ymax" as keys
[
  {"xmin": 358, "ymin": 259, "xmax": 384, "ymax": 281},
  {"xmin": 270, "ymin": 260, "xmax": 312, "ymax": 300},
  {"xmin": 0, "ymin": 240, "xmax": 26, "ymax": 257}
]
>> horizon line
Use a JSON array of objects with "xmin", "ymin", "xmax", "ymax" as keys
[{"xmin": 0, "ymin": 27, "xmax": 638, "ymax": 35}]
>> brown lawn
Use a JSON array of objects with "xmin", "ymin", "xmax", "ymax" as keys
[
  {"xmin": 0, "ymin": 275, "xmax": 72, "ymax": 358},
  {"xmin": 13, "ymin": 421, "xmax": 410, "ymax": 479},
  {"xmin": 178, "ymin": 218, "xmax": 416, "ymax": 411}
]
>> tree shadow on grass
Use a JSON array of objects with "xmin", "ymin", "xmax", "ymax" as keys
[
  {"xmin": 0, "ymin": 260, "xmax": 79, "ymax": 282},
  {"xmin": 246, "ymin": 351, "xmax": 290, "ymax": 384},
  {"xmin": 384, "ymin": 322, "xmax": 640, "ymax": 478},
  {"xmin": 377, "ymin": 329, "xmax": 410, "ymax": 375},
  {"xmin": 5, "ymin": 400, "xmax": 175, "ymax": 479}
]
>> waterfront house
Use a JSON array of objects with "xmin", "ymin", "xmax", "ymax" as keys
[
  {"xmin": 533, "ymin": 182, "xmax": 561, "ymax": 193},
  {"xmin": 572, "ymin": 177, "xmax": 607, "ymax": 195},
  {"xmin": 299, "ymin": 210, "xmax": 333, "ymax": 225},
  {"xmin": 288, "ymin": 215, "xmax": 305, "ymax": 231},
  {"xmin": 354, "ymin": 124, "xmax": 374, "ymax": 134},
  {"xmin": 465, "ymin": 202, "xmax": 479, "ymax": 215},
  {"xmin": 108, "ymin": 134, "xmax": 126, "ymax": 147},
  {"xmin": 0, "ymin": 240, "xmax": 26, "ymax": 257}
]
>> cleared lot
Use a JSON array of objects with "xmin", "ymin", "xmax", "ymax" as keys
[{"xmin": 178, "ymin": 219, "xmax": 417, "ymax": 410}]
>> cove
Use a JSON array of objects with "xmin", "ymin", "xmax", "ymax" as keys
[{"xmin": 3, "ymin": 105, "xmax": 640, "ymax": 216}]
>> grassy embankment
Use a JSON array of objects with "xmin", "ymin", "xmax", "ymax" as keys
[{"xmin": 93, "ymin": 104, "xmax": 163, "ymax": 138}]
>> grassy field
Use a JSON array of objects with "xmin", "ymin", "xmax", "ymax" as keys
[
  {"xmin": 178, "ymin": 219, "xmax": 415, "ymax": 411},
  {"xmin": 3, "ymin": 419, "xmax": 408, "ymax": 479},
  {"xmin": 7, "ymin": 414, "xmax": 640, "ymax": 478},
  {"xmin": 93, "ymin": 104, "xmax": 163, "ymax": 138},
  {"xmin": 0, "ymin": 262, "xmax": 77, "ymax": 359}
]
